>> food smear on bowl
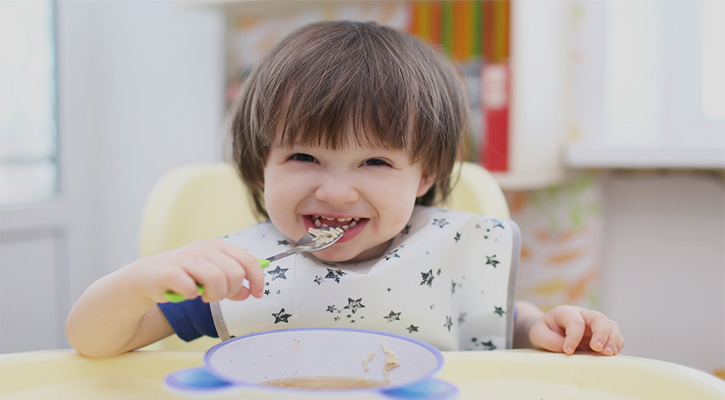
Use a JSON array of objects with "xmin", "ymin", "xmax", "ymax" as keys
[
  {"xmin": 262, "ymin": 341, "xmax": 401, "ymax": 390},
  {"xmin": 363, "ymin": 351, "xmax": 375, "ymax": 372},
  {"xmin": 263, "ymin": 376, "xmax": 386, "ymax": 390},
  {"xmin": 381, "ymin": 342, "xmax": 400, "ymax": 381}
]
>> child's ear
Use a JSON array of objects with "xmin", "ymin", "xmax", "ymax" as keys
[{"xmin": 416, "ymin": 171, "xmax": 437, "ymax": 198}]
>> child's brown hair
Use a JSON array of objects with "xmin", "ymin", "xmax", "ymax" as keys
[{"xmin": 230, "ymin": 20, "xmax": 470, "ymax": 219}]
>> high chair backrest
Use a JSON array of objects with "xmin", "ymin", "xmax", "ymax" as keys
[{"xmin": 139, "ymin": 161, "xmax": 510, "ymax": 350}]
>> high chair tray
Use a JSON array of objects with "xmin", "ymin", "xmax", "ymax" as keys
[{"xmin": 0, "ymin": 349, "xmax": 723, "ymax": 399}]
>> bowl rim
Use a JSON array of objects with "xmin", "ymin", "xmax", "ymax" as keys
[{"xmin": 203, "ymin": 327, "xmax": 446, "ymax": 393}]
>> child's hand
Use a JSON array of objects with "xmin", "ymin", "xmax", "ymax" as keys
[
  {"xmin": 135, "ymin": 239, "xmax": 266, "ymax": 303},
  {"xmin": 528, "ymin": 305, "xmax": 623, "ymax": 356}
]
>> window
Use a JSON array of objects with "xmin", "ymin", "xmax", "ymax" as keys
[
  {"xmin": 605, "ymin": 0, "xmax": 724, "ymax": 143},
  {"xmin": 0, "ymin": 1, "xmax": 58, "ymax": 205},
  {"xmin": 568, "ymin": 0, "xmax": 724, "ymax": 168},
  {"xmin": 702, "ymin": 0, "xmax": 725, "ymax": 121}
]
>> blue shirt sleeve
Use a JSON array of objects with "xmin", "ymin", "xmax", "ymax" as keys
[{"xmin": 158, "ymin": 297, "xmax": 218, "ymax": 341}]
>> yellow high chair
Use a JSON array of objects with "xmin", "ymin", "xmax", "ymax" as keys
[{"xmin": 139, "ymin": 161, "xmax": 509, "ymax": 350}]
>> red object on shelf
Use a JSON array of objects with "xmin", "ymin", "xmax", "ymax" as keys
[
  {"xmin": 407, "ymin": 1, "xmax": 511, "ymax": 170},
  {"xmin": 479, "ymin": 0, "xmax": 511, "ymax": 172},
  {"xmin": 480, "ymin": 62, "xmax": 510, "ymax": 171}
]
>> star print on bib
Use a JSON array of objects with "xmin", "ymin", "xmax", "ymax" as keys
[{"xmin": 212, "ymin": 206, "xmax": 520, "ymax": 351}]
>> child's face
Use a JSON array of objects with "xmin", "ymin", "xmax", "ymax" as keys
[{"xmin": 263, "ymin": 141, "xmax": 435, "ymax": 263}]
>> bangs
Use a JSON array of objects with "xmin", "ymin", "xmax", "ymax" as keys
[
  {"xmin": 273, "ymin": 76, "xmax": 412, "ymax": 153},
  {"xmin": 267, "ymin": 27, "xmax": 420, "ymax": 155}
]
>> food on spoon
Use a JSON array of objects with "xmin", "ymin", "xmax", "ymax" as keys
[{"xmin": 305, "ymin": 226, "xmax": 344, "ymax": 248}]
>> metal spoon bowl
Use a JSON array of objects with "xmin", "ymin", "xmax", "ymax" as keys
[{"xmin": 260, "ymin": 226, "xmax": 344, "ymax": 267}]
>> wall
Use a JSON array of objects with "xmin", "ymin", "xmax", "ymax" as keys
[
  {"xmin": 72, "ymin": 1, "xmax": 226, "ymax": 276},
  {"xmin": 0, "ymin": 0, "xmax": 226, "ymax": 352},
  {"xmin": 60, "ymin": 1, "xmax": 226, "ymax": 284},
  {"xmin": 510, "ymin": 169, "xmax": 725, "ymax": 374},
  {"xmin": 599, "ymin": 171, "xmax": 724, "ymax": 373}
]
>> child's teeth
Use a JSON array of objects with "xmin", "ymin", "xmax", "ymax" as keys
[
  {"xmin": 342, "ymin": 225, "xmax": 349, "ymax": 230},
  {"xmin": 312, "ymin": 215, "xmax": 360, "ymax": 230}
]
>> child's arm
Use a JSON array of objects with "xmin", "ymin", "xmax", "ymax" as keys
[
  {"xmin": 65, "ymin": 239, "xmax": 265, "ymax": 357},
  {"xmin": 513, "ymin": 300, "xmax": 623, "ymax": 356}
]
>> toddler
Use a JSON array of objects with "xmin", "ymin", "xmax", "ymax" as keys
[{"xmin": 66, "ymin": 20, "xmax": 622, "ymax": 358}]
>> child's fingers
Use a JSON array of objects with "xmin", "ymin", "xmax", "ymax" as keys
[
  {"xmin": 228, "ymin": 286, "xmax": 252, "ymax": 301},
  {"xmin": 530, "ymin": 306, "xmax": 624, "ymax": 356},
  {"xmin": 153, "ymin": 240, "xmax": 266, "ymax": 303},
  {"xmin": 582, "ymin": 309, "xmax": 611, "ymax": 352},
  {"xmin": 186, "ymin": 260, "xmax": 230, "ymax": 303},
  {"xmin": 558, "ymin": 311, "xmax": 587, "ymax": 355},
  {"xmin": 528, "ymin": 320, "xmax": 566, "ymax": 353},
  {"xmin": 206, "ymin": 251, "xmax": 258, "ymax": 301},
  {"xmin": 218, "ymin": 242, "xmax": 266, "ymax": 298},
  {"xmin": 160, "ymin": 269, "xmax": 202, "ymax": 303},
  {"xmin": 204, "ymin": 250, "xmax": 251, "ymax": 299},
  {"xmin": 601, "ymin": 320, "xmax": 623, "ymax": 356},
  {"xmin": 580, "ymin": 309, "xmax": 623, "ymax": 356}
]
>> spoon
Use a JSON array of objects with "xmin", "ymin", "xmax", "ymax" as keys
[{"xmin": 163, "ymin": 226, "xmax": 344, "ymax": 303}]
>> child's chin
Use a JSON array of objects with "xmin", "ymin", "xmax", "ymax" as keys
[
  {"xmin": 314, "ymin": 242, "xmax": 389, "ymax": 264},
  {"xmin": 311, "ymin": 248, "xmax": 356, "ymax": 263}
]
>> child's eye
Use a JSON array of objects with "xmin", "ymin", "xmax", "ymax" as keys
[
  {"xmin": 290, "ymin": 153, "xmax": 316, "ymax": 163},
  {"xmin": 363, "ymin": 158, "xmax": 391, "ymax": 167}
]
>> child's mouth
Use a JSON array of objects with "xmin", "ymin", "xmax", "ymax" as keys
[
  {"xmin": 308, "ymin": 215, "xmax": 361, "ymax": 230},
  {"xmin": 305, "ymin": 216, "xmax": 367, "ymax": 243}
]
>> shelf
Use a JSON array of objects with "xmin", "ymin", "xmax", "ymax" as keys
[
  {"xmin": 491, "ymin": 171, "xmax": 567, "ymax": 191},
  {"xmin": 179, "ymin": 0, "xmax": 397, "ymax": 17},
  {"xmin": 565, "ymin": 140, "xmax": 725, "ymax": 169}
]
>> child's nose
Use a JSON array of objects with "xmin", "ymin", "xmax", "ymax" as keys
[{"xmin": 314, "ymin": 173, "xmax": 359, "ymax": 205}]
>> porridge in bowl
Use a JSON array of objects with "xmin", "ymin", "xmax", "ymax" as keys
[
  {"xmin": 264, "ymin": 376, "xmax": 386, "ymax": 389},
  {"xmin": 261, "ymin": 341, "xmax": 401, "ymax": 390},
  {"xmin": 204, "ymin": 328, "xmax": 442, "ymax": 392}
]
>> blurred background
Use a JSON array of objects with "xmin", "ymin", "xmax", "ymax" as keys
[{"xmin": 0, "ymin": 0, "xmax": 723, "ymax": 377}]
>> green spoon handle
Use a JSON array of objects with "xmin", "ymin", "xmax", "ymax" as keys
[
  {"xmin": 163, "ymin": 284, "xmax": 205, "ymax": 303},
  {"xmin": 162, "ymin": 258, "xmax": 270, "ymax": 303}
]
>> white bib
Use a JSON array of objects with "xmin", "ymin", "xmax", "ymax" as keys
[{"xmin": 211, "ymin": 206, "xmax": 520, "ymax": 351}]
